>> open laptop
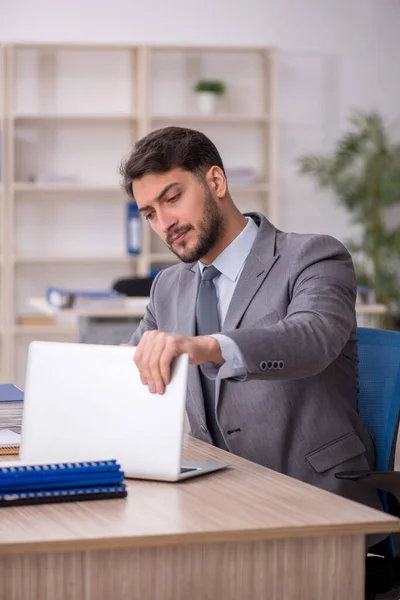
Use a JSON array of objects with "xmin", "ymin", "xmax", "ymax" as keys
[{"xmin": 19, "ymin": 341, "xmax": 229, "ymax": 481}]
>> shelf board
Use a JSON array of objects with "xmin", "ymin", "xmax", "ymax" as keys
[
  {"xmin": 13, "ymin": 114, "xmax": 136, "ymax": 123},
  {"xmin": 230, "ymin": 183, "xmax": 269, "ymax": 193},
  {"xmin": 149, "ymin": 253, "xmax": 180, "ymax": 263},
  {"xmin": 355, "ymin": 304, "xmax": 388, "ymax": 315},
  {"xmin": 13, "ymin": 42, "xmax": 137, "ymax": 52},
  {"xmin": 14, "ymin": 255, "xmax": 136, "ymax": 264},
  {"xmin": 151, "ymin": 114, "xmax": 269, "ymax": 124},
  {"xmin": 12, "ymin": 183, "xmax": 267, "ymax": 195},
  {"xmin": 12, "ymin": 183, "xmax": 125, "ymax": 194},
  {"xmin": 149, "ymin": 44, "xmax": 271, "ymax": 54},
  {"xmin": 14, "ymin": 325, "xmax": 78, "ymax": 336}
]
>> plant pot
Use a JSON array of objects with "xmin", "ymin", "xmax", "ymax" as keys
[{"xmin": 196, "ymin": 92, "xmax": 217, "ymax": 115}]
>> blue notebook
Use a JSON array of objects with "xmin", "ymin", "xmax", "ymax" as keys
[
  {"xmin": 0, "ymin": 459, "xmax": 122, "ymax": 477},
  {"xmin": 0, "ymin": 384, "xmax": 24, "ymax": 403},
  {"xmin": 0, "ymin": 485, "xmax": 127, "ymax": 507},
  {"xmin": 0, "ymin": 459, "xmax": 127, "ymax": 507}
]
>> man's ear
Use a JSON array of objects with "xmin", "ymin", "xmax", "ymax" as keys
[{"xmin": 206, "ymin": 166, "xmax": 227, "ymax": 199}]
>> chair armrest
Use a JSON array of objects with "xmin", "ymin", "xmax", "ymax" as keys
[{"xmin": 335, "ymin": 470, "xmax": 400, "ymax": 499}]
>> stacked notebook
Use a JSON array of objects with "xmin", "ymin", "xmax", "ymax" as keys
[
  {"xmin": 0, "ymin": 459, "xmax": 127, "ymax": 507},
  {"xmin": 0, "ymin": 429, "xmax": 21, "ymax": 456},
  {"xmin": 0, "ymin": 384, "xmax": 24, "ymax": 433}
]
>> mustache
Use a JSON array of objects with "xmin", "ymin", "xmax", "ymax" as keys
[{"xmin": 166, "ymin": 225, "xmax": 193, "ymax": 245}]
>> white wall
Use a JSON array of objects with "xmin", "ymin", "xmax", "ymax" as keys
[{"xmin": 1, "ymin": 0, "xmax": 399, "ymax": 243}]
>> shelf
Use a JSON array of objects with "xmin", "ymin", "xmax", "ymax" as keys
[
  {"xmin": 151, "ymin": 114, "xmax": 269, "ymax": 124},
  {"xmin": 13, "ymin": 114, "xmax": 136, "ymax": 123},
  {"xmin": 230, "ymin": 183, "xmax": 269, "ymax": 193},
  {"xmin": 150, "ymin": 253, "xmax": 180, "ymax": 263},
  {"xmin": 14, "ymin": 255, "xmax": 136, "ymax": 264},
  {"xmin": 150, "ymin": 45, "xmax": 270, "ymax": 54},
  {"xmin": 12, "ymin": 183, "xmax": 267, "ymax": 195},
  {"xmin": 2, "ymin": 41, "xmax": 277, "ymax": 386},
  {"xmin": 12, "ymin": 43, "xmax": 270, "ymax": 54},
  {"xmin": 13, "ymin": 42, "xmax": 136, "ymax": 52},
  {"xmin": 14, "ymin": 325, "xmax": 78, "ymax": 336},
  {"xmin": 355, "ymin": 304, "xmax": 388, "ymax": 315},
  {"xmin": 12, "ymin": 183, "xmax": 125, "ymax": 194}
]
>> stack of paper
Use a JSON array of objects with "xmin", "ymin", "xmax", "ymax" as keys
[
  {"xmin": 46, "ymin": 287, "xmax": 124, "ymax": 310},
  {"xmin": 0, "ymin": 459, "xmax": 127, "ymax": 507},
  {"xmin": 0, "ymin": 385, "xmax": 24, "ymax": 433}
]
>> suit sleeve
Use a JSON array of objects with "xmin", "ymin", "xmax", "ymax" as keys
[
  {"xmin": 223, "ymin": 235, "xmax": 357, "ymax": 381},
  {"xmin": 127, "ymin": 271, "xmax": 162, "ymax": 345}
]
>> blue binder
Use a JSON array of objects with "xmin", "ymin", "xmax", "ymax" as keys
[
  {"xmin": 0, "ymin": 459, "xmax": 127, "ymax": 507},
  {"xmin": 0, "ymin": 485, "xmax": 127, "ymax": 507},
  {"xmin": 0, "ymin": 384, "xmax": 24, "ymax": 403}
]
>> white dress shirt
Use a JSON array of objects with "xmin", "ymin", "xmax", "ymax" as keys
[{"xmin": 198, "ymin": 216, "xmax": 259, "ymax": 380}]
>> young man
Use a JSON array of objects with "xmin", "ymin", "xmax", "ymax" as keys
[{"xmin": 120, "ymin": 125, "xmax": 381, "ymax": 514}]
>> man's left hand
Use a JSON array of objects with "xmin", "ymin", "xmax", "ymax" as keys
[{"xmin": 133, "ymin": 330, "xmax": 225, "ymax": 394}]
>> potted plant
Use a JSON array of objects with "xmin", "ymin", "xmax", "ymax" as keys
[
  {"xmin": 298, "ymin": 110, "xmax": 400, "ymax": 314},
  {"xmin": 194, "ymin": 80, "xmax": 226, "ymax": 115}
]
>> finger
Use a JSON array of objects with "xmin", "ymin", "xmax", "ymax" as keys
[
  {"xmin": 134, "ymin": 331, "xmax": 157, "ymax": 385},
  {"xmin": 159, "ymin": 337, "xmax": 179, "ymax": 392},
  {"xmin": 147, "ymin": 334, "xmax": 168, "ymax": 394}
]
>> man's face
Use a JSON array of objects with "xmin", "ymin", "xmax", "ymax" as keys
[{"xmin": 132, "ymin": 168, "xmax": 225, "ymax": 263}]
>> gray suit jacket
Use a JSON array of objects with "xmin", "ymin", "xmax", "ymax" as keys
[{"xmin": 130, "ymin": 213, "xmax": 382, "ymax": 512}]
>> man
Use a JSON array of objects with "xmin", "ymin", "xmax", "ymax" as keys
[{"xmin": 120, "ymin": 125, "xmax": 382, "ymax": 514}]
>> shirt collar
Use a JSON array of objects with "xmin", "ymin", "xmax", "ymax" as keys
[{"xmin": 198, "ymin": 217, "xmax": 258, "ymax": 282}]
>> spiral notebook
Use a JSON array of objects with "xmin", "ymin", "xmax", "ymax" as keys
[
  {"xmin": 0, "ymin": 459, "xmax": 127, "ymax": 507},
  {"xmin": 0, "ymin": 429, "xmax": 21, "ymax": 456}
]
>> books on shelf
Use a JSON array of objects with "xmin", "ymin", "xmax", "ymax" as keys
[
  {"xmin": 0, "ymin": 385, "xmax": 24, "ymax": 433},
  {"xmin": 46, "ymin": 287, "xmax": 124, "ymax": 310},
  {"xmin": 0, "ymin": 459, "xmax": 127, "ymax": 506}
]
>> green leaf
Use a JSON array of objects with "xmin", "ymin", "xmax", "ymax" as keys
[{"xmin": 298, "ymin": 109, "xmax": 400, "ymax": 308}]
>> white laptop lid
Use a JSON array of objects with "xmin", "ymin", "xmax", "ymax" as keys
[{"xmin": 20, "ymin": 341, "xmax": 189, "ymax": 481}]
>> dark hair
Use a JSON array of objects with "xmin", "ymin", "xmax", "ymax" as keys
[{"xmin": 120, "ymin": 126, "xmax": 225, "ymax": 198}]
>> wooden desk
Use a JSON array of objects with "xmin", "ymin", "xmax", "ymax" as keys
[{"xmin": 0, "ymin": 436, "xmax": 397, "ymax": 600}]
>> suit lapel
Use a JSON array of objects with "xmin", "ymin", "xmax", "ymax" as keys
[
  {"xmin": 176, "ymin": 264, "xmax": 207, "ymax": 425},
  {"xmin": 223, "ymin": 215, "xmax": 280, "ymax": 331},
  {"xmin": 175, "ymin": 214, "xmax": 280, "ymax": 429}
]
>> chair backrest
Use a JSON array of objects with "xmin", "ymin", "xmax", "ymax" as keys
[
  {"xmin": 357, "ymin": 327, "xmax": 400, "ymax": 557},
  {"xmin": 357, "ymin": 327, "xmax": 400, "ymax": 473}
]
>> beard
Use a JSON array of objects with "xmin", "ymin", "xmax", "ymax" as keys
[{"xmin": 165, "ymin": 187, "xmax": 225, "ymax": 263}]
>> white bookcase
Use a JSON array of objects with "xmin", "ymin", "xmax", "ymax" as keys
[
  {"xmin": 0, "ymin": 43, "xmax": 278, "ymax": 386},
  {"xmin": 0, "ymin": 45, "xmax": 5, "ymax": 383}
]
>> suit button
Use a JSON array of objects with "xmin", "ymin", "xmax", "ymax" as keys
[
  {"xmin": 260, "ymin": 361, "xmax": 268, "ymax": 371},
  {"xmin": 278, "ymin": 360, "xmax": 284, "ymax": 369},
  {"xmin": 273, "ymin": 361, "xmax": 279, "ymax": 369},
  {"xmin": 267, "ymin": 361, "xmax": 273, "ymax": 369}
]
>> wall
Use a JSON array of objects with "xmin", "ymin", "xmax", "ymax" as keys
[{"xmin": 0, "ymin": 0, "xmax": 399, "ymax": 242}]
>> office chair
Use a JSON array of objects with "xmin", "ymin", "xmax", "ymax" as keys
[{"xmin": 336, "ymin": 327, "xmax": 400, "ymax": 599}]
